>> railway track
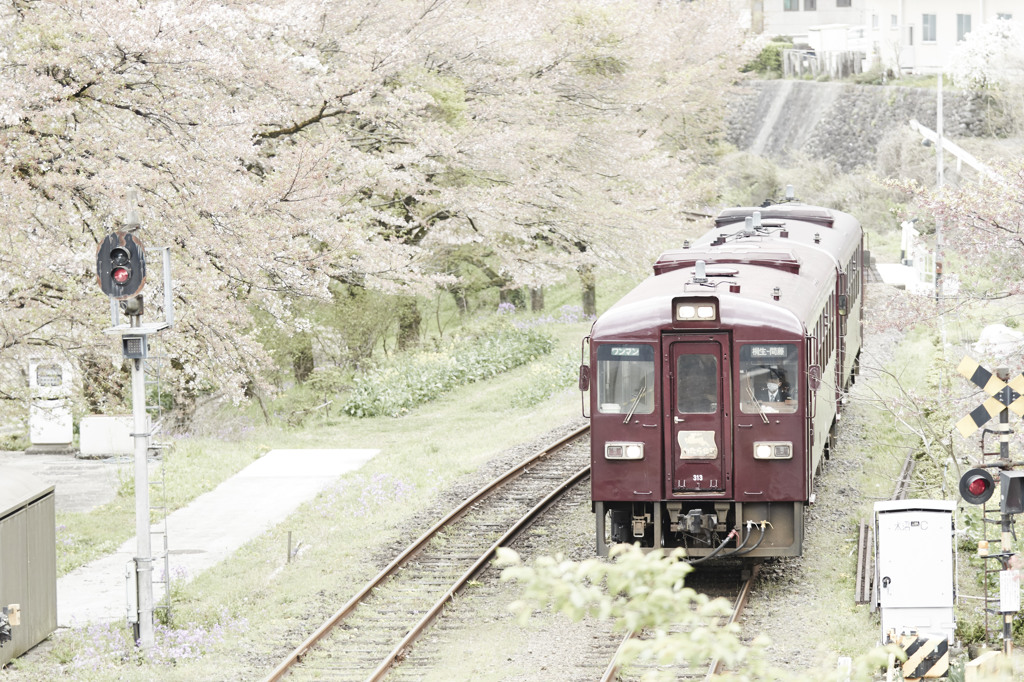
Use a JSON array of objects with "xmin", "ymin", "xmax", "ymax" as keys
[
  {"xmin": 603, "ymin": 565, "xmax": 759, "ymax": 681},
  {"xmin": 263, "ymin": 424, "xmax": 590, "ymax": 681},
  {"xmin": 855, "ymin": 446, "xmax": 915, "ymax": 605}
]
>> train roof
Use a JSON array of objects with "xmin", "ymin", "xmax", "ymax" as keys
[
  {"xmin": 591, "ymin": 203, "xmax": 860, "ymax": 341},
  {"xmin": 592, "ymin": 241, "xmax": 836, "ymax": 340},
  {"xmin": 714, "ymin": 204, "xmax": 837, "ymax": 229},
  {"xmin": 683, "ymin": 203, "xmax": 862, "ymax": 271}
]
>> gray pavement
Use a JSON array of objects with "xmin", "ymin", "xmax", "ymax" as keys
[
  {"xmin": 1, "ymin": 447, "xmax": 377, "ymax": 628},
  {"xmin": 0, "ymin": 450, "xmax": 136, "ymax": 513}
]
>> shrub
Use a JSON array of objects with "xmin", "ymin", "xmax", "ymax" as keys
[
  {"xmin": 342, "ymin": 324, "xmax": 554, "ymax": 417},
  {"xmin": 740, "ymin": 39, "xmax": 793, "ymax": 77},
  {"xmin": 510, "ymin": 353, "xmax": 579, "ymax": 407}
]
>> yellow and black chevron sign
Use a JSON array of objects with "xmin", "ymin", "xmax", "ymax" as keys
[
  {"xmin": 898, "ymin": 632, "xmax": 949, "ymax": 680},
  {"xmin": 955, "ymin": 357, "xmax": 1024, "ymax": 438}
]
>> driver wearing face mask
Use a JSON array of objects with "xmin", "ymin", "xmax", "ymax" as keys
[{"xmin": 757, "ymin": 374, "xmax": 790, "ymax": 403}]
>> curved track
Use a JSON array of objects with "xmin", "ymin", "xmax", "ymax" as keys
[{"xmin": 263, "ymin": 425, "xmax": 590, "ymax": 681}]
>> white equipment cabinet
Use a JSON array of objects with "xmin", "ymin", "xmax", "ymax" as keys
[
  {"xmin": 874, "ymin": 500, "xmax": 956, "ymax": 643},
  {"xmin": 27, "ymin": 359, "xmax": 73, "ymax": 450}
]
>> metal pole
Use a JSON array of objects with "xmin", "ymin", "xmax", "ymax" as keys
[
  {"xmin": 935, "ymin": 71, "xmax": 944, "ymax": 303},
  {"xmin": 130, "ymin": 314, "xmax": 154, "ymax": 649},
  {"xmin": 997, "ymin": 368, "xmax": 1013, "ymax": 656}
]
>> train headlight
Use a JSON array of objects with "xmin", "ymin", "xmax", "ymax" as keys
[
  {"xmin": 605, "ymin": 442, "xmax": 644, "ymax": 460},
  {"xmin": 754, "ymin": 441, "xmax": 792, "ymax": 460},
  {"xmin": 675, "ymin": 302, "xmax": 718, "ymax": 321}
]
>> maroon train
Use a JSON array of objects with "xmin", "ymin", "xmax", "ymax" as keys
[{"xmin": 581, "ymin": 200, "xmax": 864, "ymax": 559}]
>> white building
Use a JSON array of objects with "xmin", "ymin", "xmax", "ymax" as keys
[{"xmin": 751, "ymin": 1, "xmax": 1019, "ymax": 75}]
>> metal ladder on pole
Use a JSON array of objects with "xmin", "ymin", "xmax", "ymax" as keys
[
  {"xmin": 980, "ymin": 497, "xmax": 1003, "ymax": 645},
  {"xmin": 144, "ymin": 346, "xmax": 172, "ymax": 623}
]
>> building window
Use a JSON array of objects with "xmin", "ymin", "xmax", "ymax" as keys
[
  {"xmin": 871, "ymin": 14, "xmax": 878, "ymax": 29},
  {"xmin": 957, "ymin": 14, "xmax": 972, "ymax": 41},
  {"xmin": 891, "ymin": 14, "xmax": 898, "ymax": 28},
  {"xmin": 837, "ymin": 0, "xmax": 851, "ymax": 7},
  {"xmin": 922, "ymin": 14, "xmax": 936, "ymax": 42},
  {"xmin": 998, "ymin": 14, "xmax": 1013, "ymax": 21},
  {"xmin": 804, "ymin": 0, "xmax": 816, "ymax": 10},
  {"xmin": 784, "ymin": 0, "xmax": 798, "ymax": 11}
]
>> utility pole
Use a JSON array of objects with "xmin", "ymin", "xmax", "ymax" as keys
[{"xmin": 934, "ymin": 70, "xmax": 944, "ymax": 304}]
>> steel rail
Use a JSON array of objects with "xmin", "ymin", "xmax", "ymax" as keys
[
  {"xmin": 262, "ymin": 423, "xmax": 589, "ymax": 682},
  {"xmin": 367, "ymin": 464, "xmax": 591, "ymax": 681},
  {"xmin": 856, "ymin": 448, "xmax": 916, "ymax": 608},
  {"xmin": 705, "ymin": 564, "xmax": 760, "ymax": 680},
  {"xmin": 600, "ymin": 566, "xmax": 759, "ymax": 682},
  {"xmin": 892, "ymin": 449, "xmax": 915, "ymax": 501}
]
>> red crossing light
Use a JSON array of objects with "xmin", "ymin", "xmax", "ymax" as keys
[{"xmin": 959, "ymin": 468, "xmax": 995, "ymax": 505}]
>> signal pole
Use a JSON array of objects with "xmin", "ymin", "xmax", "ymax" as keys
[
  {"xmin": 96, "ymin": 191, "xmax": 173, "ymax": 649},
  {"xmin": 130, "ymin": 312, "xmax": 154, "ymax": 649}
]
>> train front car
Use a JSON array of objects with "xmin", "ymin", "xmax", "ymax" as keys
[{"xmin": 585, "ymin": 204, "xmax": 863, "ymax": 560}]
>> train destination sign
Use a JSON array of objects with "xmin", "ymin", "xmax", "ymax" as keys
[{"xmin": 749, "ymin": 345, "xmax": 788, "ymax": 358}]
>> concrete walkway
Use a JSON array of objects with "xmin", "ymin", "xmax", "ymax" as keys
[{"xmin": 56, "ymin": 448, "xmax": 377, "ymax": 628}]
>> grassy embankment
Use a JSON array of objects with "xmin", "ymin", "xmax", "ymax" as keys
[{"xmin": 13, "ymin": 274, "xmax": 648, "ymax": 679}]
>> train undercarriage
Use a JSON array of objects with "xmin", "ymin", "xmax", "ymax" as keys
[{"xmin": 594, "ymin": 500, "xmax": 804, "ymax": 561}]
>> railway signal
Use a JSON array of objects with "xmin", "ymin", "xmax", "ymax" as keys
[
  {"xmin": 958, "ymin": 468, "xmax": 995, "ymax": 505},
  {"xmin": 96, "ymin": 231, "xmax": 146, "ymax": 300},
  {"xmin": 954, "ymin": 357, "xmax": 1024, "ymax": 438},
  {"xmin": 955, "ymin": 358, "xmax": 1024, "ymax": 657}
]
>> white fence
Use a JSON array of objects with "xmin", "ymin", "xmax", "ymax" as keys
[{"xmin": 783, "ymin": 50, "xmax": 865, "ymax": 80}]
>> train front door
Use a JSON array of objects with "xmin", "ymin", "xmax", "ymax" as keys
[{"xmin": 667, "ymin": 336, "xmax": 731, "ymax": 494}]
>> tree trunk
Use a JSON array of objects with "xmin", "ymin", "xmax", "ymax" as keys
[
  {"xmin": 292, "ymin": 338, "xmax": 314, "ymax": 383},
  {"xmin": 499, "ymin": 287, "xmax": 526, "ymax": 310},
  {"xmin": 397, "ymin": 297, "xmax": 421, "ymax": 350},
  {"xmin": 446, "ymin": 284, "xmax": 469, "ymax": 315},
  {"xmin": 530, "ymin": 287, "xmax": 544, "ymax": 312},
  {"xmin": 580, "ymin": 266, "xmax": 596, "ymax": 317}
]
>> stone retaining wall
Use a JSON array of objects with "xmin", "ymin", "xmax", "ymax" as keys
[{"xmin": 726, "ymin": 80, "xmax": 999, "ymax": 171}]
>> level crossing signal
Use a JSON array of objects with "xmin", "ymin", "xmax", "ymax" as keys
[
  {"xmin": 954, "ymin": 357, "xmax": 1024, "ymax": 438},
  {"xmin": 959, "ymin": 468, "xmax": 995, "ymax": 505},
  {"xmin": 96, "ymin": 231, "xmax": 146, "ymax": 300}
]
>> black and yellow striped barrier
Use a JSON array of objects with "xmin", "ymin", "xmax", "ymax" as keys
[
  {"xmin": 955, "ymin": 357, "xmax": 1024, "ymax": 438},
  {"xmin": 897, "ymin": 632, "xmax": 949, "ymax": 680}
]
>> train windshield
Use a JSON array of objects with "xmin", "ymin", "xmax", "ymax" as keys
[
  {"xmin": 738, "ymin": 343, "xmax": 798, "ymax": 414},
  {"xmin": 596, "ymin": 344, "xmax": 655, "ymax": 415},
  {"xmin": 676, "ymin": 354, "xmax": 718, "ymax": 414}
]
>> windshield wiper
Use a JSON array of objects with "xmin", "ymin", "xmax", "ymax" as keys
[
  {"xmin": 624, "ymin": 378, "xmax": 647, "ymax": 424},
  {"xmin": 746, "ymin": 384, "xmax": 769, "ymax": 424}
]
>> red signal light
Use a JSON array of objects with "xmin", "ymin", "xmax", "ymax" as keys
[
  {"xmin": 960, "ymin": 468, "xmax": 996, "ymax": 505},
  {"xmin": 96, "ymin": 233, "xmax": 145, "ymax": 300},
  {"xmin": 968, "ymin": 477, "xmax": 989, "ymax": 496}
]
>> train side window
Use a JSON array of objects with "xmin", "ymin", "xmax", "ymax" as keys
[
  {"xmin": 676, "ymin": 354, "xmax": 717, "ymax": 414},
  {"xmin": 596, "ymin": 344, "xmax": 655, "ymax": 415},
  {"xmin": 738, "ymin": 344, "xmax": 798, "ymax": 414}
]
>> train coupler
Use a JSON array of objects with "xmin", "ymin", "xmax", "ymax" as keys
[{"xmin": 632, "ymin": 513, "xmax": 651, "ymax": 538}]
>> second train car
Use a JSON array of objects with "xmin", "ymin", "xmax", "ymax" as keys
[{"xmin": 581, "ymin": 200, "xmax": 864, "ymax": 559}]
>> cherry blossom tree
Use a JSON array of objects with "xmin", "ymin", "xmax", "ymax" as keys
[
  {"xmin": 948, "ymin": 18, "xmax": 1024, "ymax": 91},
  {"xmin": 0, "ymin": 0, "xmax": 749, "ymax": 417}
]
